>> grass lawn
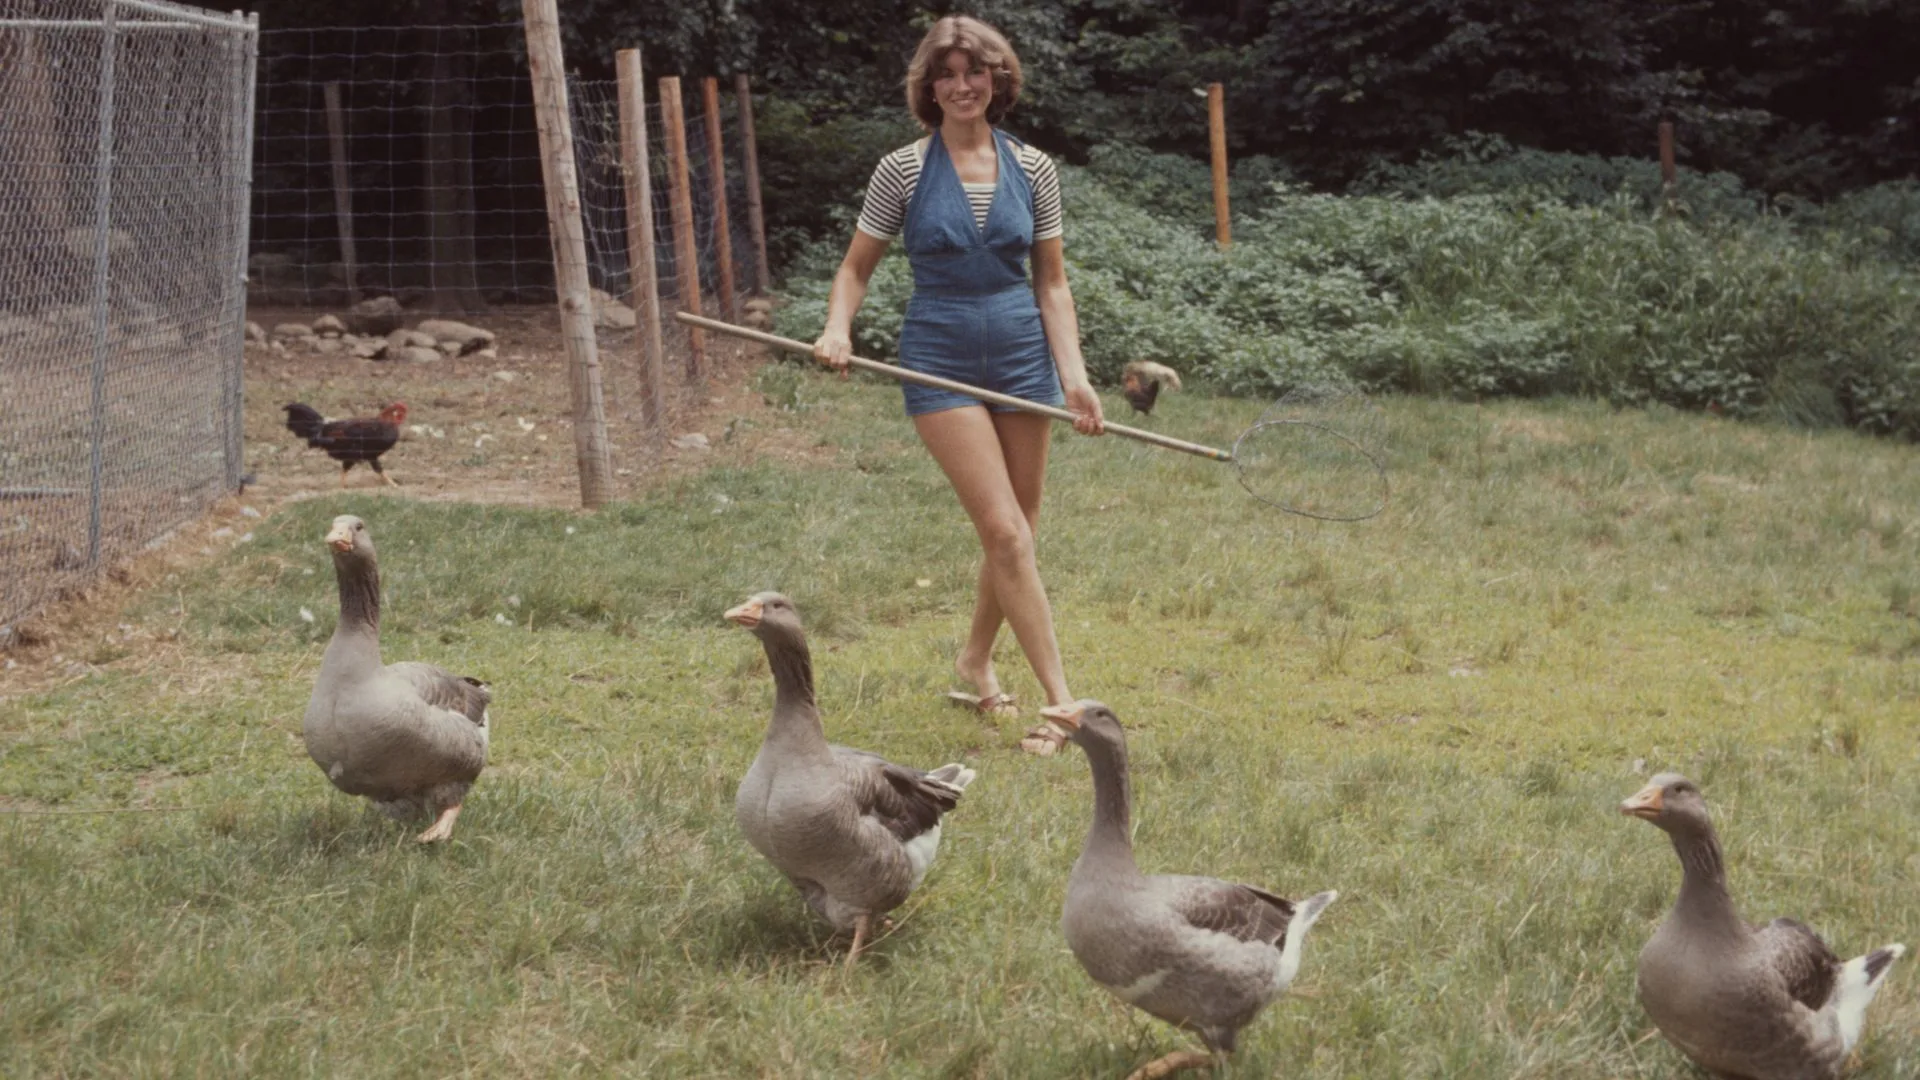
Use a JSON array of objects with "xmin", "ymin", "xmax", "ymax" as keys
[{"xmin": 3, "ymin": 368, "xmax": 1917, "ymax": 1077}]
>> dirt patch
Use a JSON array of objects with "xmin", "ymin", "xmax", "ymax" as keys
[
  {"xmin": 246, "ymin": 305, "xmax": 831, "ymax": 507},
  {"xmin": 0, "ymin": 304, "xmax": 831, "ymax": 696}
]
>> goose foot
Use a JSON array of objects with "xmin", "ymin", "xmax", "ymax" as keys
[
  {"xmin": 1124, "ymin": 1050, "xmax": 1215, "ymax": 1080},
  {"xmin": 417, "ymin": 803, "xmax": 462, "ymax": 843},
  {"xmin": 845, "ymin": 913, "xmax": 872, "ymax": 971}
]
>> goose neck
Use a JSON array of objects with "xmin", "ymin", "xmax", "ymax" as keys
[
  {"xmin": 1670, "ymin": 826, "xmax": 1741, "ymax": 931},
  {"xmin": 762, "ymin": 631, "xmax": 825, "ymax": 749},
  {"xmin": 1081, "ymin": 736, "xmax": 1139, "ymax": 874}
]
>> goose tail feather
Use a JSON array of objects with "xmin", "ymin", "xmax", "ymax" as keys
[{"xmin": 1834, "ymin": 942, "xmax": 1904, "ymax": 1052}]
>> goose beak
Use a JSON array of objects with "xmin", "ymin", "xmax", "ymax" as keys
[
  {"xmin": 724, "ymin": 598, "xmax": 763, "ymax": 628},
  {"xmin": 325, "ymin": 525, "xmax": 353, "ymax": 553},
  {"xmin": 1620, "ymin": 784, "xmax": 1664, "ymax": 819},
  {"xmin": 1040, "ymin": 701, "xmax": 1085, "ymax": 730}
]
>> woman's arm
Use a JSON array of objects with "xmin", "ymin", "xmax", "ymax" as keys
[
  {"xmin": 813, "ymin": 230, "xmax": 891, "ymax": 372},
  {"xmin": 1031, "ymin": 236, "xmax": 1104, "ymax": 435}
]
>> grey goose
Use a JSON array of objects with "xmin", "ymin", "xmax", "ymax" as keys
[
  {"xmin": 303, "ymin": 515, "xmax": 490, "ymax": 842},
  {"xmin": 1622, "ymin": 773, "xmax": 1904, "ymax": 1079},
  {"xmin": 1053, "ymin": 700, "xmax": 1336, "ymax": 1080},
  {"xmin": 726, "ymin": 591, "xmax": 976, "ymax": 967}
]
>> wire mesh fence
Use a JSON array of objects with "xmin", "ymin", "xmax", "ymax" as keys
[
  {"xmin": 249, "ymin": 24, "xmax": 768, "ymax": 439},
  {"xmin": 0, "ymin": 0, "xmax": 256, "ymax": 634}
]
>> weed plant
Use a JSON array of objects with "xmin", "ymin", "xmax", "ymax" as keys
[{"xmin": 3, "ymin": 377, "xmax": 1917, "ymax": 1076}]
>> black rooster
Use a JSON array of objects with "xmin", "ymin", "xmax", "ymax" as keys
[{"xmin": 283, "ymin": 401, "xmax": 407, "ymax": 487}]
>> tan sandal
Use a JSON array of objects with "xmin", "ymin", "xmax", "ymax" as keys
[
  {"xmin": 1019, "ymin": 720, "xmax": 1069, "ymax": 756},
  {"xmin": 945, "ymin": 690, "xmax": 1019, "ymax": 718}
]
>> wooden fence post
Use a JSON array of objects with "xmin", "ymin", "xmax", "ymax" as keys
[
  {"xmin": 1207, "ymin": 82, "xmax": 1230, "ymax": 248},
  {"xmin": 322, "ymin": 81, "xmax": 360, "ymax": 300},
  {"xmin": 1658, "ymin": 120, "xmax": 1677, "ymax": 212},
  {"xmin": 734, "ymin": 73, "xmax": 770, "ymax": 295},
  {"xmin": 701, "ymin": 77, "xmax": 738, "ymax": 321},
  {"xmin": 615, "ymin": 50, "xmax": 666, "ymax": 433},
  {"xmin": 522, "ymin": 0, "xmax": 613, "ymax": 507},
  {"xmin": 659, "ymin": 75, "xmax": 705, "ymax": 383}
]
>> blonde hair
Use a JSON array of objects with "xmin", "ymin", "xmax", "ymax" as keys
[{"xmin": 904, "ymin": 16, "xmax": 1022, "ymax": 129}]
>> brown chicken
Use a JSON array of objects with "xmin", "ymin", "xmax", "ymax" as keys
[
  {"xmin": 283, "ymin": 401, "xmax": 408, "ymax": 487},
  {"xmin": 1121, "ymin": 361, "xmax": 1183, "ymax": 415}
]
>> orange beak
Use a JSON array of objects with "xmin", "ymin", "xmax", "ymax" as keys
[
  {"xmin": 1620, "ymin": 784, "xmax": 1664, "ymax": 820},
  {"xmin": 325, "ymin": 524, "xmax": 354, "ymax": 553},
  {"xmin": 724, "ymin": 597, "xmax": 763, "ymax": 628},
  {"xmin": 1039, "ymin": 701, "xmax": 1085, "ymax": 730}
]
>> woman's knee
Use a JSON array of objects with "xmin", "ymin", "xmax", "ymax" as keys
[{"xmin": 976, "ymin": 514, "xmax": 1034, "ymax": 566}]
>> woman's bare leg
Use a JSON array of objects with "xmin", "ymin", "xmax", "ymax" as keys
[
  {"xmin": 956, "ymin": 412, "xmax": 1052, "ymax": 702},
  {"xmin": 914, "ymin": 407, "xmax": 1072, "ymax": 709}
]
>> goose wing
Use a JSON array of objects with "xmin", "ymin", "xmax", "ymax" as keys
[
  {"xmin": 831, "ymin": 746, "xmax": 967, "ymax": 841},
  {"xmin": 1168, "ymin": 877, "xmax": 1295, "ymax": 948},
  {"xmin": 1753, "ymin": 917, "xmax": 1840, "ymax": 1011},
  {"xmin": 386, "ymin": 661, "xmax": 491, "ymax": 726}
]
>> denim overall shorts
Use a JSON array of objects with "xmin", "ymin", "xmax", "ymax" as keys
[{"xmin": 896, "ymin": 130, "xmax": 1064, "ymax": 417}]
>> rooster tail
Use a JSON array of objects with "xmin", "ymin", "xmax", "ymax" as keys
[
  {"xmin": 282, "ymin": 403, "xmax": 324, "ymax": 445},
  {"xmin": 1123, "ymin": 360, "xmax": 1182, "ymax": 392}
]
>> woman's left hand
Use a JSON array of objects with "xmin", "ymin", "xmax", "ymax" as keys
[{"xmin": 1063, "ymin": 380, "xmax": 1106, "ymax": 436}]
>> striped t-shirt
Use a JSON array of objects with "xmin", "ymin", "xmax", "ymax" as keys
[{"xmin": 856, "ymin": 139, "xmax": 1064, "ymax": 243}]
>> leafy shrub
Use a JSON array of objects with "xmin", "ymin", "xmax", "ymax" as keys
[
  {"xmin": 1355, "ymin": 133, "xmax": 1767, "ymax": 222},
  {"xmin": 778, "ymin": 146, "xmax": 1920, "ymax": 440}
]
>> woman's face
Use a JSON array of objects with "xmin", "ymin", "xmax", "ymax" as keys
[{"xmin": 932, "ymin": 50, "xmax": 993, "ymax": 122}]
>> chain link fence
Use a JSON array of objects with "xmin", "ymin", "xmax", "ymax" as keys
[
  {"xmin": 250, "ymin": 24, "xmax": 767, "ymax": 431},
  {"xmin": 0, "ymin": 0, "xmax": 256, "ymax": 634}
]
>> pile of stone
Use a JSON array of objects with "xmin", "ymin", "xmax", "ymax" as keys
[{"xmin": 245, "ymin": 295, "xmax": 497, "ymax": 363}]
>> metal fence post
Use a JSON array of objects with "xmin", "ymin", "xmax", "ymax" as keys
[
  {"xmin": 86, "ymin": 0, "xmax": 121, "ymax": 566},
  {"xmin": 225, "ymin": 11, "xmax": 260, "ymax": 490}
]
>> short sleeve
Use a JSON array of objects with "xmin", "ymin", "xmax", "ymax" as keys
[
  {"xmin": 856, "ymin": 151, "xmax": 913, "ymax": 241},
  {"xmin": 1025, "ymin": 149, "xmax": 1063, "ymax": 242}
]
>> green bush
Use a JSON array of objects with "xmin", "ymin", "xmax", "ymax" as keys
[
  {"xmin": 1355, "ymin": 133, "xmax": 1767, "ymax": 222},
  {"xmin": 778, "ymin": 148, "xmax": 1920, "ymax": 440}
]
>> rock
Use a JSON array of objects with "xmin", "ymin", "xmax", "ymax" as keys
[
  {"xmin": 437, "ymin": 339, "xmax": 462, "ymax": 356},
  {"xmin": 311, "ymin": 314, "xmax": 346, "ymax": 337},
  {"xmin": 399, "ymin": 346, "xmax": 442, "ymax": 364},
  {"xmin": 351, "ymin": 339, "xmax": 386, "ymax": 360},
  {"xmin": 269, "ymin": 340, "xmax": 288, "ymax": 355},
  {"xmin": 491, "ymin": 370, "xmax": 517, "ymax": 383},
  {"xmin": 272, "ymin": 322, "xmax": 315, "ymax": 340},
  {"xmin": 743, "ymin": 297, "xmax": 774, "ymax": 315},
  {"xmin": 671, "ymin": 432, "xmax": 710, "ymax": 450},
  {"xmin": 384, "ymin": 328, "xmax": 437, "ymax": 355},
  {"xmin": 313, "ymin": 338, "xmax": 343, "ymax": 355},
  {"xmin": 478, "ymin": 347, "xmax": 497, "ymax": 360},
  {"xmin": 344, "ymin": 295, "xmax": 404, "ymax": 335},
  {"xmin": 590, "ymin": 288, "xmax": 637, "ymax": 330},
  {"xmin": 415, "ymin": 319, "xmax": 494, "ymax": 356},
  {"xmin": 245, "ymin": 321, "xmax": 268, "ymax": 344}
]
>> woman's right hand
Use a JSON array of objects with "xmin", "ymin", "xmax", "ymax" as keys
[{"xmin": 813, "ymin": 329, "xmax": 853, "ymax": 376}]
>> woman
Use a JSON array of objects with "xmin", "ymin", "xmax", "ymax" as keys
[{"xmin": 812, "ymin": 15, "xmax": 1104, "ymax": 756}]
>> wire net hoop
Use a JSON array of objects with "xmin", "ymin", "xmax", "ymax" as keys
[
  {"xmin": 1230, "ymin": 387, "xmax": 1390, "ymax": 522},
  {"xmin": 0, "ymin": 0, "xmax": 256, "ymax": 632}
]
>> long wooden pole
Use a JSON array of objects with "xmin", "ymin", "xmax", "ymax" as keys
[
  {"xmin": 322, "ymin": 81, "xmax": 360, "ymax": 300},
  {"xmin": 677, "ymin": 312, "xmax": 1233, "ymax": 463},
  {"xmin": 659, "ymin": 76, "xmax": 705, "ymax": 383},
  {"xmin": 616, "ymin": 49, "xmax": 665, "ymax": 432},
  {"xmin": 734, "ymin": 73, "xmax": 770, "ymax": 295},
  {"xmin": 522, "ymin": 0, "xmax": 612, "ymax": 507},
  {"xmin": 1207, "ymin": 82, "xmax": 1230, "ymax": 248},
  {"xmin": 701, "ymin": 77, "xmax": 737, "ymax": 321}
]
